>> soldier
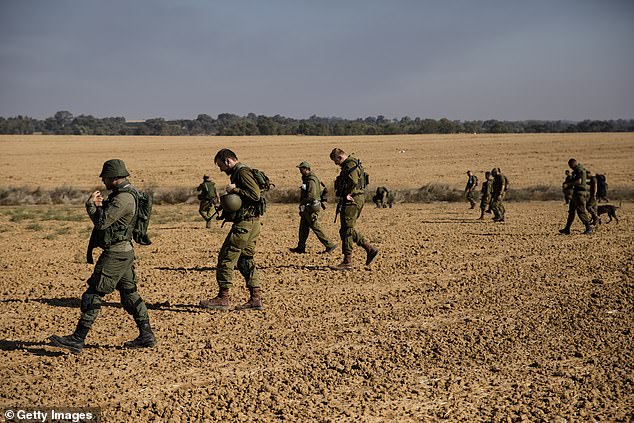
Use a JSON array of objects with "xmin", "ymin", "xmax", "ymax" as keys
[
  {"xmin": 562, "ymin": 170, "xmax": 574, "ymax": 204},
  {"xmin": 386, "ymin": 190, "xmax": 396, "ymax": 208},
  {"xmin": 289, "ymin": 161, "xmax": 337, "ymax": 254},
  {"xmin": 373, "ymin": 186, "xmax": 389, "ymax": 208},
  {"xmin": 586, "ymin": 170, "xmax": 600, "ymax": 225},
  {"xmin": 50, "ymin": 159, "xmax": 155, "ymax": 354},
  {"xmin": 197, "ymin": 175, "xmax": 220, "ymax": 228},
  {"xmin": 559, "ymin": 158, "xmax": 593, "ymax": 235},
  {"xmin": 329, "ymin": 148, "xmax": 379, "ymax": 270},
  {"xmin": 465, "ymin": 170, "xmax": 479, "ymax": 209},
  {"xmin": 490, "ymin": 168, "xmax": 507, "ymax": 222},
  {"xmin": 478, "ymin": 171, "xmax": 493, "ymax": 220},
  {"xmin": 200, "ymin": 149, "xmax": 264, "ymax": 311}
]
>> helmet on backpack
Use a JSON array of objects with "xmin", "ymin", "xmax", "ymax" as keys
[{"xmin": 220, "ymin": 193, "xmax": 242, "ymax": 212}]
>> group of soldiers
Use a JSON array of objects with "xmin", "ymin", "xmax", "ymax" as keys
[
  {"xmin": 372, "ymin": 186, "xmax": 395, "ymax": 208},
  {"xmin": 559, "ymin": 158, "xmax": 604, "ymax": 235},
  {"xmin": 50, "ymin": 148, "xmax": 380, "ymax": 354},
  {"xmin": 465, "ymin": 168, "xmax": 509, "ymax": 222}
]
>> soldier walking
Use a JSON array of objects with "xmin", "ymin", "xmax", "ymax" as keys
[
  {"xmin": 465, "ymin": 170, "xmax": 479, "ymax": 209},
  {"xmin": 559, "ymin": 158, "xmax": 593, "ymax": 235},
  {"xmin": 329, "ymin": 148, "xmax": 379, "ymax": 270},
  {"xmin": 50, "ymin": 159, "xmax": 156, "ymax": 353},
  {"xmin": 197, "ymin": 175, "xmax": 220, "ymax": 228},
  {"xmin": 490, "ymin": 168, "xmax": 507, "ymax": 222},
  {"xmin": 478, "ymin": 171, "xmax": 493, "ymax": 220},
  {"xmin": 200, "ymin": 149, "xmax": 264, "ymax": 311},
  {"xmin": 290, "ymin": 161, "xmax": 337, "ymax": 254},
  {"xmin": 373, "ymin": 186, "xmax": 389, "ymax": 208}
]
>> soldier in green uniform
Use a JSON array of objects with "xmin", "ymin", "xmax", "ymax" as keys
[
  {"xmin": 329, "ymin": 148, "xmax": 379, "ymax": 270},
  {"xmin": 200, "ymin": 149, "xmax": 264, "ymax": 310},
  {"xmin": 465, "ymin": 170, "xmax": 479, "ymax": 209},
  {"xmin": 490, "ymin": 168, "xmax": 507, "ymax": 222},
  {"xmin": 50, "ymin": 159, "xmax": 155, "ymax": 354},
  {"xmin": 290, "ymin": 161, "xmax": 337, "ymax": 254},
  {"xmin": 562, "ymin": 170, "xmax": 573, "ymax": 205},
  {"xmin": 478, "ymin": 171, "xmax": 493, "ymax": 220},
  {"xmin": 586, "ymin": 170, "xmax": 600, "ymax": 226},
  {"xmin": 373, "ymin": 186, "xmax": 389, "ymax": 208},
  {"xmin": 386, "ymin": 189, "xmax": 396, "ymax": 208},
  {"xmin": 560, "ymin": 158, "xmax": 593, "ymax": 235},
  {"xmin": 197, "ymin": 175, "xmax": 220, "ymax": 228}
]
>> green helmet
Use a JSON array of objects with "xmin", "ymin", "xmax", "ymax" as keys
[
  {"xmin": 100, "ymin": 159, "xmax": 130, "ymax": 178},
  {"xmin": 220, "ymin": 193, "xmax": 242, "ymax": 212}
]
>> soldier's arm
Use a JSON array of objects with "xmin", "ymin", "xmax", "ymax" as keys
[
  {"xmin": 233, "ymin": 169, "xmax": 261, "ymax": 202},
  {"xmin": 87, "ymin": 193, "xmax": 135, "ymax": 230}
]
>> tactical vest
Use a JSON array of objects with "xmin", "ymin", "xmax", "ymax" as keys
[
  {"xmin": 335, "ymin": 156, "xmax": 367, "ymax": 197},
  {"xmin": 229, "ymin": 164, "xmax": 262, "ymax": 220},
  {"xmin": 92, "ymin": 187, "xmax": 136, "ymax": 249}
]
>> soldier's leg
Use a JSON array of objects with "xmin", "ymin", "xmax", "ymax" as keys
[
  {"xmin": 117, "ymin": 253, "xmax": 149, "ymax": 324},
  {"xmin": 237, "ymin": 219, "xmax": 261, "ymax": 289},
  {"xmin": 575, "ymin": 192, "xmax": 592, "ymax": 233},
  {"xmin": 296, "ymin": 212, "xmax": 310, "ymax": 250},
  {"xmin": 199, "ymin": 201, "xmax": 210, "ymax": 220},
  {"xmin": 341, "ymin": 202, "xmax": 365, "ymax": 250},
  {"xmin": 308, "ymin": 211, "xmax": 335, "ymax": 248},
  {"xmin": 216, "ymin": 223, "xmax": 250, "ymax": 290}
]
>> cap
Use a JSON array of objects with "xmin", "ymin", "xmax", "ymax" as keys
[
  {"xmin": 99, "ymin": 159, "xmax": 130, "ymax": 178},
  {"xmin": 296, "ymin": 161, "xmax": 311, "ymax": 169}
]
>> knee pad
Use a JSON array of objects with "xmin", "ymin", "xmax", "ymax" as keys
[
  {"xmin": 80, "ymin": 290, "xmax": 102, "ymax": 313},
  {"xmin": 121, "ymin": 293, "xmax": 144, "ymax": 316}
]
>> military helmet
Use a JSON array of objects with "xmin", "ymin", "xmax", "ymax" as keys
[
  {"xmin": 220, "ymin": 193, "xmax": 242, "ymax": 212},
  {"xmin": 100, "ymin": 159, "xmax": 130, "ymax": 178}
]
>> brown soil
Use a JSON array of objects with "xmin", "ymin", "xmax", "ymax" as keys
[{"xmin": 0, "ymin": 201, "xmax": 632, "ymax": 421}]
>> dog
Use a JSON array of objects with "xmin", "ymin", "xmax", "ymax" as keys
[{"xmin": 597, "ymin": 202, "xmax": 620, "ymax": 223}]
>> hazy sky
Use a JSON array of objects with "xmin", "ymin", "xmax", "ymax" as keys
[{"xmin": 1, "ymin": 0, "xmax": 633, "ymax": 121}]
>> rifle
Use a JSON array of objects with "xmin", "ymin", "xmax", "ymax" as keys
[{"xmin": 334, "ymin": 198, "xmax": 342, "ymax": 223}]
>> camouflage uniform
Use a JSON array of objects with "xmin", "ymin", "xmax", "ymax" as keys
[
  {"xmin": 216, "ymin": 163, "xmax": 262, "ymax": 290},
  {"xmin": 197, "ymin": 177, "xmax": 219, "ymax": 225},
  {"xmin": 294, "ymin": 167, "xmax": 336, "ymax": 252},
  {"xmin": 386, "ymin": 190, "xmax": 396, "ymax": 208},
  {"xmin": 560, "ymin": 162, "xmax": 592, "ymax": 234},
  {"xmin": 50, "ymin": 159, "xmax": 155, "ymax": 353}
]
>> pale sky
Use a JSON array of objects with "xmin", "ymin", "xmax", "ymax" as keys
[{"xmin": 1, "ymin": 0, "xmax": 633, "ymax": 121}]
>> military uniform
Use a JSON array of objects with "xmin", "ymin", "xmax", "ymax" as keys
[
  {"xmin": 560, "ymin": 162, "xmax": 592, "ymax": 234},
  {"xmin": 490, "ymin": 170, "xmax": 506, "ymax": 221},
  {"xmin": 373, "ymin": 186, "xmax": 388, "ymax": 208},
  {"xmin": 386, "ymin": 190, "xmax": 396, "ymax": 208},
  {"xmin": 465, "ymin": 174, "xmax": 478, "ymax": 209},
  {"xmin": 197, "ymin": 177, "xmax": 219, "ymax": 226},
  {"xmin": 332, "ymin": 153, "xmax": 379, "ymax": 269},
  {"xmin": 479, "ymin": 174, "xmax": 492, "ymax": 219},
  {"xmin": 292, "ymin": 163, "xmax": 336, "ymax": 253},
  {"xmin": 50, "ymin": 159, "xmax": 155, "ymax": 353}
]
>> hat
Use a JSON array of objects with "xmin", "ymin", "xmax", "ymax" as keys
[
  {"xmin": 99, "ymin": 159, "xmax": 130, "ymax": 178},
  {"xmin": 296, "ymin": 161, "xmax": 311, "ymax": 169}
]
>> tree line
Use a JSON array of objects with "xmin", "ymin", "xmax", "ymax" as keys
[{"xmin": 1, "ymin": 111, "xmax": 633, "ymax": 136}]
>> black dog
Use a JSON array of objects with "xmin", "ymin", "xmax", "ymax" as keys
[{"xmin": 597, "ymin": 203, "xmax": 620, "ymax": 223}]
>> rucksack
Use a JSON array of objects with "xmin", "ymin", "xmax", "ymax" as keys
[
  {"xmin": 251, "ymin": 168, "xmax": 274, "ymax": 215},
  {"xmin": 348, "ymin": 157, "xmax": 369, "ymax": 190},
  {"xmin": 128, "ymin": 187, "xmax": 153, "ymax": 245}
]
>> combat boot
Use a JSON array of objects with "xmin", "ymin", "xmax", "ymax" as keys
[
  {"xmin": 205, "ymin": 219, "xmax": 212, "ymax": 228},
  {"xmin": 559, "ymin": 228, "xmax": 571, "ymax": 235},
  {"xmin": 322, "ymin": 244, "xmax": 337, "ymax": 254},
  {"xmin": 234, "ymin": 287, "xmax": 264, "ymax": 311},
  {"xmin": 289, "ymin": 247, "xmax": 306, "ymax": 254},
  {"xmin": 200, "ymin": 287, "xmax": 230, "ymax": 310},
  {"xmin": 124, "ymin": 321, "xmax": 156, "ymax": 349},
  {"xmin": 583, "ymin": 224, "xmax": 593, "ymax": 235},
  {"xmin": 331, "ymin": 253, "xmax": 353, "ymax": 271},
  {"xmin": 50, "ymin": 322, "xmax": 89, "ymax": 354},
  {"xmin": 361, "ymin": 241, "xmax": 379, "ymax": 266}
]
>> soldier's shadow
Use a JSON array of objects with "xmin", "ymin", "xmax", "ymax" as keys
[
  {"xmin": 35, "ymin": 298, "xmax": 122, "ymax": 309},
  {"xmin": 156, "ymin": 266, "xmax": 216, "ymax": 272},
  {"xmin": 261, "ymin": 264, "xmax": 332, "ymax": 271},
  {"xmin": 0, "ymin": 339, "xmax": 65, "ymax": 357}
]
